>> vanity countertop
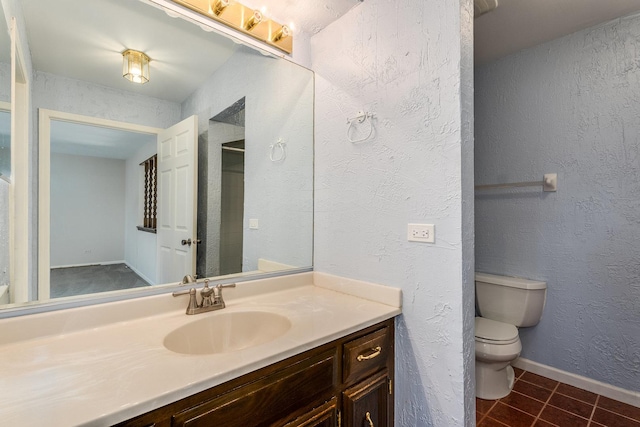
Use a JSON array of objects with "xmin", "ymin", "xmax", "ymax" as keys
[{"xmin": 0, "ymin": 272, "xmax": 402, "ymax": 427}]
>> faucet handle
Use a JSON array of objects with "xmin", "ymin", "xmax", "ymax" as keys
[
  {"xmin": 171, "ymin": 288, "xmax": 200, "ymax": 315},
  {"xmin": 180, "ymin": 274, "xmax": 197, "ymax": 285},
  {"xmin": 213, "ymin": 283, "xmax": 236, "ymax": 308}
]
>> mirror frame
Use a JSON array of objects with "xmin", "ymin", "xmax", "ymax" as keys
[{"xmin": 0, "ymin": 0, "xmax": 314, "ymax": 319}]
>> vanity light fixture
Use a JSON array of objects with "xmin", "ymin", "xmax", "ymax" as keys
[
  {"xmin": 271, "ymin": 24, "xmax": 290, "ymax": 42},
  {"xmin": 243, "ymin": 9, "xmax": 263, "ymax": 31},
  {"xmin": 122, "ymin": 49, "xmax": 150, "ymax": 84},
  {"xmin": 209, "ymin": 0, "xmax": 229, "ymax": 16},
  {"xmin": 170, "ymin": 0, "xmax": 294, "ymax": 54}
]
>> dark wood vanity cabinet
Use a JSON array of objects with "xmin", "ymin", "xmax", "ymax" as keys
[{"xmin": 116, "ymin": 318, "xmax": 394, "ymax": 427}]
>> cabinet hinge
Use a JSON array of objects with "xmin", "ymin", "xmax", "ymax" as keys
[
  {"xmin": 389, "ymin": 378, "xmax": 393, "ymax": 395},
  {"xmin": 337, "ymin": 410, "xmax": 341, "ymax": 427}
]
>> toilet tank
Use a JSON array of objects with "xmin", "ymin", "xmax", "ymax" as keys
[{"xmin": 475, "ymin": 273, "xmax": 547, "ymax": 327}]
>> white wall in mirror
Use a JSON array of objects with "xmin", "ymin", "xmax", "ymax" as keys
[
  {"xmin": 183, "ymin": 45, "xmax": 314, "ymax": 276},
  {"xmin": 50, "ymin": 152, "xmax": 127, "ymax": 267}
]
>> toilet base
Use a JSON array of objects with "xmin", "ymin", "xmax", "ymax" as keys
[{"xmin": 476, "ymin": 362, "xmax": 515, "ymax": 400}]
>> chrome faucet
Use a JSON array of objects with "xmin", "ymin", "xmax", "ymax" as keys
[{"xmin": 172, "ymin": 279, "xmax": 236, "ymax": 315}]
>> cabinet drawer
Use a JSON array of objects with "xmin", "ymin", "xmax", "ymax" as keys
[
  {"xmin": 173, "ymin": 350, "xmax": 337, "ymax": 427},
  {"xmin": 343, "ymin": 327, "xmax": 389, "ymax": 384}
]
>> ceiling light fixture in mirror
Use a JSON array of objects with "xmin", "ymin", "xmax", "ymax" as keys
[{"xmin": 122, "ymin": 49, "xmax": 150, "ymax": 84}]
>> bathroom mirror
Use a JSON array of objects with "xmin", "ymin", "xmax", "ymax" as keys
[{"xmin": 2, "ymin": 0, "xmax": 313, "ymax": 312}]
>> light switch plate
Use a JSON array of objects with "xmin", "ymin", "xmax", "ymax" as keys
[
  {"xmin": 408, "ymin": 223, "xmax": 435, "ymax": 243},
  {"xmin": 249, "ymin": 219, "xmax": 259, "ymax": 229}
]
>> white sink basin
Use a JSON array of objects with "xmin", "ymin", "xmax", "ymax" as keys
[{"xmin": 163, "ymin": 311, "xmax": 291, "ymax": 355}]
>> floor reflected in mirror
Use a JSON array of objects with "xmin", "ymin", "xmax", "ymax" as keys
[{"xmin": 50, "ymin": 264, "xmax": 150, "ymax": 298}]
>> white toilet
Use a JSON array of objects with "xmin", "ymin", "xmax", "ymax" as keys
[{"xmin": 475, "ymin": 272, "xmax": 547, "ymax": 400}]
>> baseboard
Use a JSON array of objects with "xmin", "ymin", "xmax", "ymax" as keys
[
  {"xmin": 513, "ymin": 357, "xmax": 640, "ymax": 408},
  {"xmin": 51, "ymin": 260, "xmax": 126, "ymax": 269},
  {"xmin": 123, "ymin": 262, "xmax": 154, "ymax": 286}
]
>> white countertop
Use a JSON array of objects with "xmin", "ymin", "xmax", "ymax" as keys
[{"xmin": 0, "ymin": 272, "xmax": 402, "ymax": 427}]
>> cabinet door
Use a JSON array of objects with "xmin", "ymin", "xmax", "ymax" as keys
[
  {"xmin": 343, "ymin": 370, "xmax": 389, "ymax": 427},
  {"xmin": 173, "ymin": 350, "xmax": 337, "ymax": 427},
  {"xmin": 281, "ymin": 398, "xmax": 337, "ymax": 427}
]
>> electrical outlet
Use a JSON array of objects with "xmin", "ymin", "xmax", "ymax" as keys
[{"xmin": 407, "ymin": 223, "xmax": 435, "ymax": 243}]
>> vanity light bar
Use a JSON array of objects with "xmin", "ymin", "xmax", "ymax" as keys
[{"xmin": 170, "ymin": 0, "xmax": 293, "ymax": 54}]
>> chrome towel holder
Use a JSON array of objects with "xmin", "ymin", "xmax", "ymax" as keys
[
  {"xmin": 475, "ymin": 173, "xmax": 558, "ymax": 192},
  {"xmin": 346, "ymin": 111, "xmax": 375, "ymax": 143}
]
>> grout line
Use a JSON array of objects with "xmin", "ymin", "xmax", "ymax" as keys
[
  {"xmin": 476, "ymin": 399, "xmax": 498, "ymax": 426},
  {"xmin": 477, "ymin": 412, "xmax": 487, "ymax": 425},
  {"xmin": 587, "ymin": 395, "xmax": 600, "ymax": 426},
  {"xmin": 554, "ymin": 389, "xmax": 598, "ymax": 406},
  {"xmin": 530, "ymin": 375, "xmax": 560, "ymax": 427},
  {"xmin": 597, "ymin": 406, "xmax": 640, "ymax": 425}
]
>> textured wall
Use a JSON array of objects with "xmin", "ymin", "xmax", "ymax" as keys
[
  {"xmin": 182, "ymin": 47, "xmax": 314, "ymax": 272},
  {"xmin": 310, "ymin": 0, "xmax": 474, "ymax": 425},
  {"xmin": 33, "ymin": 71, "xmax": 180, "ymax": 129},
  {"xmin": 475, "ymin": 13, "xmax": 640, "ymax": 392}
]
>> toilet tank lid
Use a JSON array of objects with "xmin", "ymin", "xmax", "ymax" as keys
[
  {"xmin": 475, "ymin": 317, "xmax": 518, "ymax": 342},
  {"xmin": 475, "ymin": 272, "xmax": 546, "ymax": 290}
]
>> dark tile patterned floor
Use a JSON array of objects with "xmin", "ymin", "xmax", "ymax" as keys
[{"xmin": 477, "ymin": 368, "xmax": 640, "ymax": 427}]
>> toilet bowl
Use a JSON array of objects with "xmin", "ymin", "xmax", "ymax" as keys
[
  {"xmin": 474, "ymin": 273, "xmax": 546, "ymax": 400},
  {"xmin": 475, "ymin": 317, "xmax": 522, "ymax": 400}
]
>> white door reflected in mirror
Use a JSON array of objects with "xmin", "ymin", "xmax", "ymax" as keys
[{"xmin": 157, "ymin": 116, "xmax": 198, "ymax": 284}]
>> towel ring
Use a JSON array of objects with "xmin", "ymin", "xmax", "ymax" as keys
[
  {"xmin": 346, "ymin": 111, "xmax": 375, "ymax": 143},
  {"xmin": 270, "ymin": 138, "xmax": 286, "ymax": 162}
]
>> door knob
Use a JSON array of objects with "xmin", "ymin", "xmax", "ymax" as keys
[{"xmin": 181, "ymin": 238, "xmax": 192, "ymax": 246}]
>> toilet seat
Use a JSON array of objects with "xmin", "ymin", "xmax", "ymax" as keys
[{"xmin": 475, "ymin": 317, "xmax": 519, "ymax": 345}]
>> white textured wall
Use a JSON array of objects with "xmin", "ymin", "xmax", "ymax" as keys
[
  {"xmin": 124, "ymin": 141, "xmax": 157, "ymax": 284},
  {"xmin": 50, "ymin": 152, "xmax": 125, "ymax": 267},
  {"xmin": 33, "ymin": 71, "xmax": 180, "ymax": 129},
  {"xmin": 310, "ymin": 1, "xmax": 474, "ymax": 425},
  {"xmin": 182, "ymin": 47, "xmax": 314, "ymax": 272},
  {"xmin": 475, "ymin": 13, "xmax": 640, "ymax": 392}
]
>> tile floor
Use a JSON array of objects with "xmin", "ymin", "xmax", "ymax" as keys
[{"xmin": 477, "ymin": 368, "xmax": 640, "ymax": 427}]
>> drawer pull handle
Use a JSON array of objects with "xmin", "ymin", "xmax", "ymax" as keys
[
  {"xmin": 365, "ymin": 412, "xmax": 374, "ymax": 427},
  {"xmin": 357, "ymin": 346, "xmax": 382, "ymax": 361}
]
